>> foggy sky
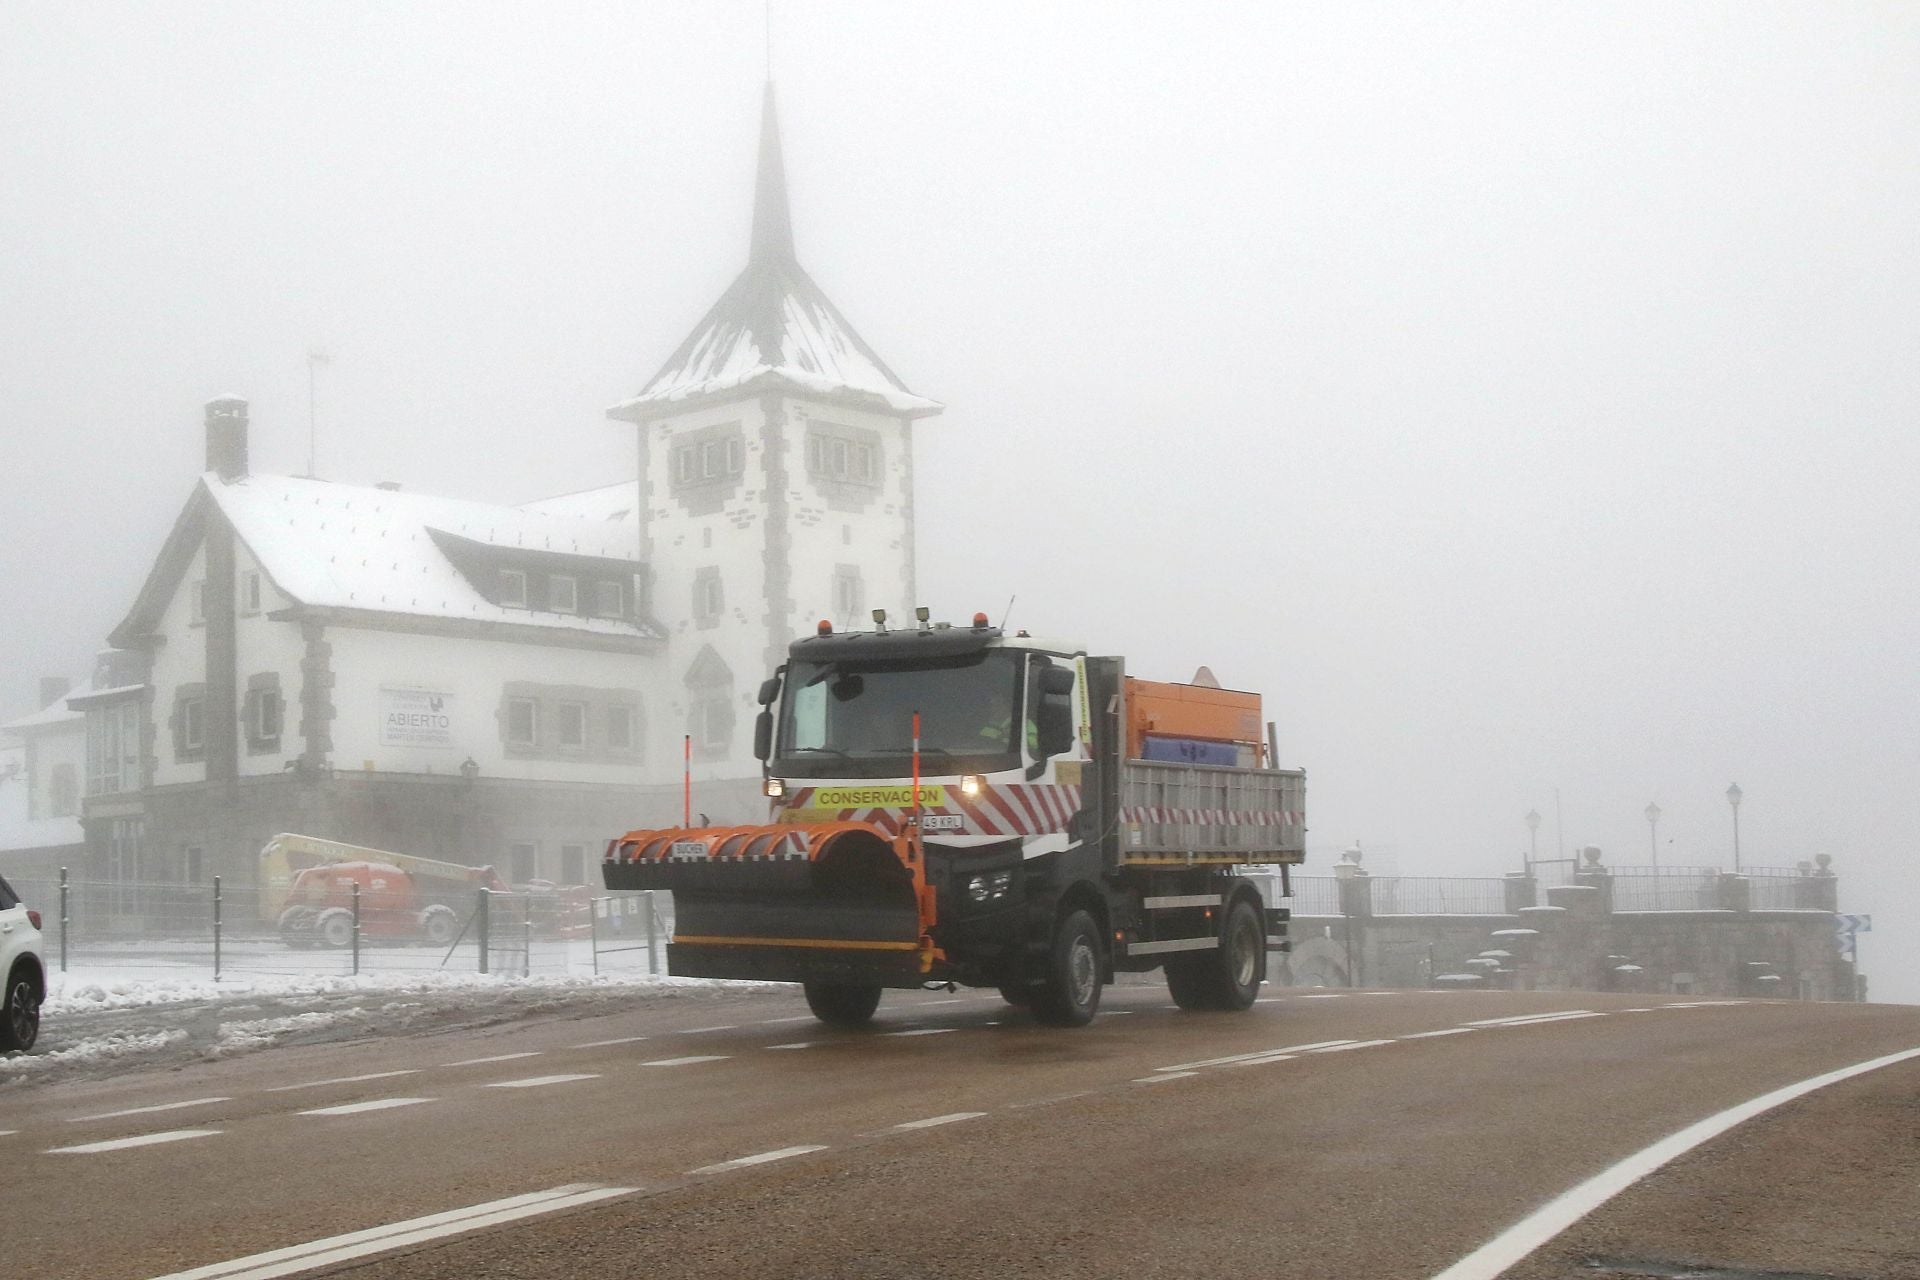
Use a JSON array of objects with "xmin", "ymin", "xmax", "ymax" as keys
[{"xmin": 3, "ymin": 3, "xmax": 1915, "ymax": 998}]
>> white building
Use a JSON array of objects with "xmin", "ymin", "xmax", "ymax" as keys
[{"xmin": 65, "ymin": 84, "xmax": 937, "ymax": 906}]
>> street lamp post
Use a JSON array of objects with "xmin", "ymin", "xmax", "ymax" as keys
[
  {"xmin": 1644, "ymin": 801, "xmax": 1662, "ymax": 870},
  {"xmin": 1524, "ymin": 809, "xmax": 1541, "ymax": 873},
  {"xmin": 1726, "ymin": 782, "xmax": 1743, "ymax": 872}
]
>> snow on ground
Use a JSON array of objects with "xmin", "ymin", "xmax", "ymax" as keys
[{"xmin": 4, "ymin": 964, "xmax": 784, "ymax": 1089}]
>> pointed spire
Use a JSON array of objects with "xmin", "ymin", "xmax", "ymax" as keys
[{"xmin": 750, "ymin": 82, "xmax": 795, "ymax": 264}]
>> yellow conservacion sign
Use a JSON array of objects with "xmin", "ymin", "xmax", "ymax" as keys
[{"xmin": 810, "ymin": 785, "xmax": 948, "ymax": 809}]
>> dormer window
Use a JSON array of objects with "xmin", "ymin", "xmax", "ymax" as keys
[
  {"xmin": 499, "ymin": 568, "xmax": 527, "ymax": 608},
  {"xmin": 592, "ymin": 579, "xmax": 625, "ymax": 618},
  {"xmin": 549, "ymin": 574, "xmax": 578, "ymax": 613}
]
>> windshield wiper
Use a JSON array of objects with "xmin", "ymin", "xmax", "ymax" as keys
[{"xmin": 787, "ymin": 745, "xmax": 853, "ymax": 759}]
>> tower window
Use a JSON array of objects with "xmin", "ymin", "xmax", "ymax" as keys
[
  {"xmin": 693, "ymin": 567, "xmax": 725, "ymax": 627},
  {"xmin": 806, "ymin": 425, "xmax": 882, "ymax": 488},
  {"xmin": 832, "ymin": 565, "xmax": 865, "ymax": 625}
]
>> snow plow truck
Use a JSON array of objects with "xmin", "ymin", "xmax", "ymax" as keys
[{"xmin": 603, "ymin": 612, "xmax": 1305, "ymax": 1027}]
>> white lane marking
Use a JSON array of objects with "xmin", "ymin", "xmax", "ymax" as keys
[
  {"xmin": 0, "ymin": 1130, "xmax": 15, "ymax": 1137},
  {"xmin": 72, "ymin": 1097, "xmax": 231, "ymax": 1123},
  {"xmin": 1621, "ymin": 1008, "xmax": 1655, "ymax": 1013},
  {"xmin": 766, "ymin": 1043, "xmax": 815, "ymax": 1051},
  {"xmin": 1300, "ymin": 993, "xmax": 1346, "ymax": 999},
  {"xmin": 895, "ymin": 1112, "xmax": 986, "ymax": 1130},
  {"xmin": 1225, "ymin": 1053, "xmax": 1299, "ymax": 1068},
  {"xmin": 1163, "ymin": 1040, "xmax": 1356, "ymax": 1072},
  {"xmin": 1465, "ymin": 1011, "xmax": 1597, "ymax": 1027},
  {"xmin": 883, "ymin": 1028, "xmax": 956, "ymax": 1038},
  {"xmin": 1100, "ymin": 1009, "xmax": 1137, "ymax": 1017},
  {"xmin": 1429, "ymin": 1044, "xmax": 1920, "ymax": 1280},
  {"xmin": 267, "ymin": 1070, "xmax": 420, "ymax": 1093},
  {"xmin": 572, "ymin": 1035, "xmax": 649, "ymax": 1048},
  {"xmin": 445, "ymin": 1052, "xmax": 542, "ymax": 1067},
  {"xmin": 680, "ymin": 1024, "xmax": 738, "ymax": 1034},
  {"xmin": 144, "ymin": 1183, "xmax": 635, "ymax": 1279},
  {"xmin": 690, "ymin": 1145, "xmax": 828, "ymax": 1175},
  {"xmin": 1491, "ymin": 1012, "xmax": 1607, "ymax": 1027},
  {"xmin": 1307, "ymin": 1038, "xmax": 1396, "ymax": 1054},
  {"xmin": 483, "ymin": 1074, "xmax": 600, "ymax": 1089},
  {"xmin": 643, "ymin": 1055, "xmax": 729, "ymax": 1067},
  {"xmin": 1134, "ymin": 1071, "xmax": 1200, "ymax": 1084},
  {"xmin": 757, "ymin": 1014, "xmax": 817, "ymax": 1025},
  {"xmin": 1664, "ymin": 1000, "xmax": 1747, "ymax": 1008},
  {"xmin": 1255, "ymin": 996, "xmax": 1289, "ymax": 1004},
  {"xmin": 1357, "ymin": 991, "xmax": 1398, "ymax": 996},
  {"xmin": 299, "ymin": 1098, "xmax": 435, "ymax": 1117},
  {"xmin": 49, "ymin": 1129, "xmax": 220, "ymax": 1155},
  {"xmin": 1401, "ymin": 1028, "xmax": 1478, "ymax": 1040}
]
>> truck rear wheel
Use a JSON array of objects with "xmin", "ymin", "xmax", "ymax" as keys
[
  {"xmin": 1032, "ymin": 909, "xmax": 1103, "ymax": 1027},
  {"xmin": 1167, "ymin": 899, "xmax": 1264, "ymax": 1011},
  {"xmin": 803, "ymin": 981, "xmax": 882, "ymax": 1028},
  {"xmin": 418, "ymin": 904, "xmax": 457, "ymax": 946}
]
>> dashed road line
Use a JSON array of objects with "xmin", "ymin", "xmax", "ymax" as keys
[
  {"xmin": 643, "ymin": 1055, "xmax": 729, "ymax": 1068},
  {"xmin": 1401, "ymin": 1027, "xmax": 1478, "ymax": 1039},
  {"xmin": 690, "ymin": 1145, "xmax": 828, "ymax": 1175},
  {"xmin": 1225, "ymin": 1053, "xmax": 1299, "ymax": 1068},
  {"xmin": 268, "ymin": 1070, "xmax": 421, "ymax": 1093},
  {"xmin": 766, "ymin": 1042, "xmax": 815, "ymax": 1051},
  {"xmin": 72, "ymin": 1097, "xmax": 231, "ymax": 1123},
  {"xmin": 1300, "ymin": 993, "xmax": 1347, "ymax": 999},
  {"xmin": 1465, "ymin": 1011, "xmax": 1598, "ymax": 1028},
  {"xmin": 1163, "ymin": 1040, "xmax": 1355, "ymax": 1072},
  {"xmin": 757, "ymin": 1014, "xmax": 817, "ymax": 1025},
  {"xmin": 1307, "ymin": 1038, "xmax": 1396, "ymax": 1054},
  {"xmin": 1134, "ymin": 1071, "xmax": 1200, "ymax": 1084},
  {"xmin": 49, "ymin": 1129, "xmax": 220, "ymax": 1155},
  {"xmin": 572, "ymin": 1035, "xmax": 650, "ymax": 1049},
  {"xmin": 883, "ymin": 1028, "xmax": 956, "ymax": 1038},
  {"xmin": 445, "ymin": 1052, "xmax": 543, "ymax": 1067},
  {"xmin": 299, "ymin": 1098, "xmax": 436, "ymax": 1117},
  {"xmin": 895, "ymin": 1112, "xmax": 986, "ymax": 1130},
  {"xmin": 484, "ymin": 1074, "xmax": 600, "ymax": 1089},
  {"xmin": 142, "ymin": 1183, "xmax": 636, "ymax": 1280},
  {"xmin": 679, "ymin": 1024, "xmax": 738, "ymax": 1034}
]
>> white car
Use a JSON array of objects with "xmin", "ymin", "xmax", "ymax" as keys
[{"xmin": 0, "ymin": 873, "xmax": 45, "ymax": 1052}]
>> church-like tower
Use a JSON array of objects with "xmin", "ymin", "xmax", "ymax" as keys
[{"xmin": 609, "ymin": 85, "xmax": 940, "ymax": 802}]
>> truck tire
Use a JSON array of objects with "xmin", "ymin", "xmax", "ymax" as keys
[
  {"xmin": 803, "ymin": 981, "xmax": 882, "ymax": 1028},
  {"xmin": 315, "ymin": 907, "xmax": 355, "ymax": 949},
  {"xmin": 1032, "ymin": 909, "xmax": 1103, "ymax": 1027},
  {"xmin": 418, "ymin": 904, "xmax": 457, "ymax": 946},
  {"xmin": 1168, "ymin": 899, "xmax": 1264, "ymax": 1011},
  {"xmin": 1, "ymin": 967, "xmax": 40, "ymax": 1052},
  {"xmin": 276, "ymin": 905, "xmax": 317, "ymax": 949}
]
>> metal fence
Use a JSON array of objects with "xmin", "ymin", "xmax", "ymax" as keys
[
  {"xmin": 4, "ymin": 873, "xmax": 674, "ymax": 982},
  {"xmin": 1369, "ymin": 876, "xmax": 1510, "ymax": 916},
  {"xmin": 1286, "ymin": 876, "xmax": 1343, "ymax": 916},
  {"xmin": 1608, "ymin": 866, "xmax": 1721, "ymax": 913}
]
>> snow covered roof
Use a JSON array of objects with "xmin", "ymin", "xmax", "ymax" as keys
[
  {"xmin": 518, "ymin": 480, "xmax": 640, "ymax": 524},
  {"xmin": 609, "ymin": 85, "xmax": 940, "ymax": 424},
  {"xmin": 1, "ymin": 679, "xmax": 90, "ymax": 734},
  {"xmin": 112, "ymin": 473, "xmax": 662, "ymax": 649}
]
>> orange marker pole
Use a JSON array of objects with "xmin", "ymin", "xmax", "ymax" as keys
[
  {"xmin": 683, "ymin": 733, "xmax": 692, "ymax": 828},
  {"xmin": 911, "ymin": 711, "xmax": 922, "ymax": 827}
]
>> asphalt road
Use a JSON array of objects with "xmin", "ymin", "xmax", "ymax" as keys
[{"xmin": 4, "ymin": 985, "xmax": 1918, "ymax": 1280}]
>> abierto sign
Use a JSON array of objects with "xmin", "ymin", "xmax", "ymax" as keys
[{"xmin": 380, "ymin": 686, "xmax": 454, "ymax": 748}]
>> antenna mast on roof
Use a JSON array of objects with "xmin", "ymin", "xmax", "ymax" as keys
[{"xmin": 306, "ymin": 347, "xmax": 331, "ymax": 479}]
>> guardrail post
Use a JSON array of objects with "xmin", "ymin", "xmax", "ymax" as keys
[
  {"xmin": 645, "ymin": 890, "xmax": 658, "ymax": 976},
  {"xmin": 477, "ymin": 888, "xmax": 490, "ymax": 974},
  {"xmin": 351, "ymin": 881, "xmax": 361, "ymax": 976},
  {"xmin": 213, "ymin": 875, "xmax": 223, "ymax": 982},
  {"xmin": 58, "ymin": 866, "xmax": 69, "ymax": 973},
  {"xmin": 590, "ymin": 898, "xmax": 601, "ymax": 976}
]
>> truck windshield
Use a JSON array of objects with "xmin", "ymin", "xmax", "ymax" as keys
[{"xmin": 776, "ymin": 650, "xmax": 1023, "ymax": 779}]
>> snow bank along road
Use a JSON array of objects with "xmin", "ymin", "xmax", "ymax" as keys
[{"xmin": 4, "ymin": 986, "xmax": 1918, "ymax": 1279}]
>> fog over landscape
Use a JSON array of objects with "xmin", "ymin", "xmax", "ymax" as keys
[{"xmin": 3, "ymin": 4, "xmax": 1914, "ymax": 998}]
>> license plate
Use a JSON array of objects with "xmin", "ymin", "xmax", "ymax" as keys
[
  {"xmin": 669, "ymin": 840, "xmax": 710, "ymax": 859},
  {"xmin": 919, "ymin": 814, "xmax": 964, "ymax": 832}
]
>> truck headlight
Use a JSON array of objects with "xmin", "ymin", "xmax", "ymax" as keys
[
  {"xmin": 960, "ymin": 774, "xmax": 984, "ymax": 797},
  {"xmin": 967, "ymin": 871, "xmax": 1014, "ymax": 903},
  {"xmin": 763, "ymin": 778, "xmax": 786, "ymax": 798}
]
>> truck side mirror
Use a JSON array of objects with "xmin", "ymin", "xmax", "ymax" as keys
[
  {"xmin": 753, "ymin": 709, "xmax": 774, "ymax": 762},
  {"xmin": 757, "ymin": 675, "xmax": 782, "ymax": 706}
]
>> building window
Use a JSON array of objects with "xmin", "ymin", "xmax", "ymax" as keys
[
  {"xmin": 671, "ymin": 430, "xmax": 745, "ymax": 490},
  {"xmin": 832, "ymin": 565, "xmax": 865, "ymax": 626},
  {"xmin": 806, "ymin": 426, "xmax": 883, "ymax": 487},
  {"xmin": 557, "ymin": 701, "xmax": 587, "ymax": 748},
  {"xmin": 190, "ymin": 581, "xmax": 207, "ymax": 624},
  {"xmin": 676, "ymin": 447, "xmax": 697, "ymax": 484},
  {"xmin": 607, "ymin": 704, "xmax": 636, "ymax": 752},
  {"xmin": 592, "ymin": 579, "xmax": 625, "ymax": 618},
  {"xmin": 499, "ymin": 568, "xmax": 527, "ymax": 608},
  {"xmin": 559, "ymin": 844, "xmax": 587, "ymax": 885},
  {"xmin": 89, "ymin": 702, "xmax": 141, "ymax": 794},
  {"xmin": 182, "ymin": 696, "xmax": 205, "ymax": 753},
  {"xmin": 684, "ymin": 645, "xmax": 735, "ymax": 761},
  {"xmin": 183, "ymin": 845, "xmax": 205, "ymax": 883},
  {"xmin": 549, "ymin": 574, "xmax": 578, "ymax": 613},
  {"xmin": 509, "ymin": 842, "xmax": 537, "ymax": 884},
  {"xmin": 854, "ymin": 443, "xmax": 876, "ymax": 482},
  {"xmin": 255, "ymin": 688, "xmax": 282, "ymax": 742},
  {"xmin": 692, "ymin": 567, "xmax": 724, "ymax": 627},
  {"xmin": 242, "ymin": 571, "xmax": 262, "ymax": 614},
  {"xmin": 47, "ymin": 764, "xmax": 78, "ymax": 818},
  {"xmin": 506, "ymin": 697, "xmax": 538, "ymax": 746}
]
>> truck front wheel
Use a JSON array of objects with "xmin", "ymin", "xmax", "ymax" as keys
[
  {"xmin": 803, "ymin": 981, "xmax": 882, "ymax": 1028},
  {"xmin": 1033, "ymin": 909, "xmax": 1103, "ymax": 1027}
]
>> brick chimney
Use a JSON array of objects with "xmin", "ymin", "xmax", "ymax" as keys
[
  {"xmin": 38, "ymin": 676, "xmax": 70, "ymax": 709},
  {"xmin": 205, "ymin": 396, "xmax": 249, "ymax": 481}
]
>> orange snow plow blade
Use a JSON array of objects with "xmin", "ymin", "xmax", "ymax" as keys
[{"xmin": 602, "ymin": 822, "xmax": 943, "ymax": 982}]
